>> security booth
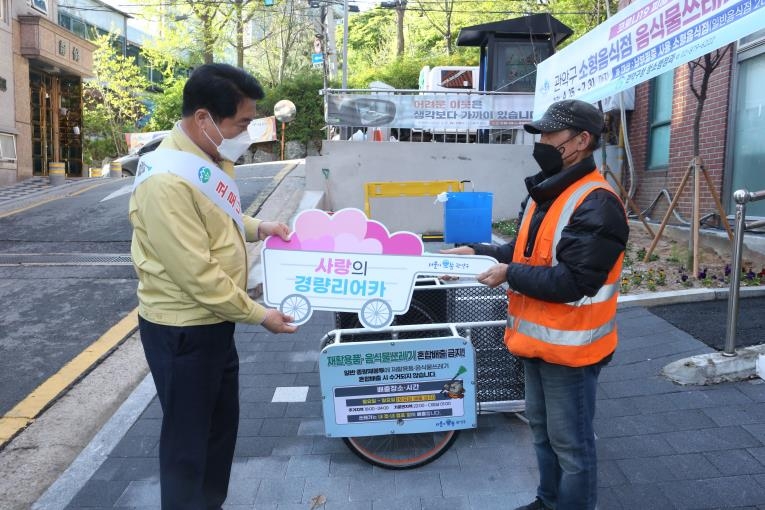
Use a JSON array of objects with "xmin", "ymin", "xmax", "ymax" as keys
[
  {"xmin": 457, "ymin": 13, "xmax": 573, "ymax": 93},
  {"xmin": 456, "ymin": 14, "xmax": 572, "ymax": 143}
]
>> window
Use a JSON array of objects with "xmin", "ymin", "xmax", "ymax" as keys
[
  {"xmin": 729, "ymin": 34, "xmax": 765, "ymax": 216},
  {"xmin": 0, "ymin": 133, "xmax": 17, "ymax": 161},
  {"xmin": 648, "ymin": 70, "xmax": 674, "ymax": 169}
]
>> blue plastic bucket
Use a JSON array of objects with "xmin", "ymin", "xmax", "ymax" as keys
[{"xmin": 443, "ymin": 191, "xmax": 493, "ymax": 244}]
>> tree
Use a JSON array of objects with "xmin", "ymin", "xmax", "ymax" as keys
[
  {"xmin": 258, "ymin": 69, "xmax": 327, "ymax": 143},
  {"xmin": 411, "ymin": 0, "xmax": 456, "ymax": 55},
  {"xmin": 247, "ymin": 0, "xmax": 316, "ymax": 86},
  {"xmin": 82, "ymin": 35, "xmax": 149, "ymax": 165}
]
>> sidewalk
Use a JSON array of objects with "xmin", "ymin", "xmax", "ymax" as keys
[
  {"xmin": 35, "ymin": 301, "xmax": 765, "ymax": 509},
  {"xmin": 21, "ymin": 169, "xmax": 765, "ymax": 509}
]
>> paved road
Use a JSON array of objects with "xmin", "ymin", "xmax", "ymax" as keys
[{"xmin": 0, "ymin": 163, "xmax": 289, "ymax": 417}]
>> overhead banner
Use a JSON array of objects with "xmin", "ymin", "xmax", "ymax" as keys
[
  {"xmin": 534, "ymin": 0, "xmax": 765, "ymax": 117},
  {"xmin": 326, "ymin": 93, "xmax": 535, "ymax": 130}
]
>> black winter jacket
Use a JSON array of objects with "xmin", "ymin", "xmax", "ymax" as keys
[{"xmin": 471, "ymin": 155, "xmax": 629, "ymax": 304}]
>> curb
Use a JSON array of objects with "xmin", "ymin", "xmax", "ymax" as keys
[{"xmin": 662, "ymin": 344, "xmax": 765, "ymax": 386}]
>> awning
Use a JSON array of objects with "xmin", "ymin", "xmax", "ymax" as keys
[{"xmin": 456, "ymin": 14, "xmax": 573, "ymax": 48}]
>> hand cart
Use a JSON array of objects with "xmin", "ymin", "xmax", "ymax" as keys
[{"xmin": 318, "ymin": 278, "xmax": 525, "ymax": 469}]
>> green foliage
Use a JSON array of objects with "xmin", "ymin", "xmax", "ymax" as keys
[
  {"xmin": 146, "ymin": 79, "xmax": 185, "ymax": 131},
  {"xmin": 349, "ymin": 53, "xmax": 478, "ymax": 89},
  {"xmin": 492, "ymin": 218, "xmax": 518, "ymax": 237},
  {"xmin": 259, "ymin": 69, "xmax": 326, "ymax": 144},
  {"xmin": 82, "ymin": 35, "xmax": 150, "ymax": 166}
]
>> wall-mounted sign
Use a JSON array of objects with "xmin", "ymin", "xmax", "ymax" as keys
[
  {"xmin": 0, "ymin": 77, "xmax": 6, "ymax": 92},
  {"xmin": 320, "ymin": 335, "xmax": 477, "ymax": 437},
  {"xmin": 261, "ymin": 208, "xmax": 497, "ymax": 329}
]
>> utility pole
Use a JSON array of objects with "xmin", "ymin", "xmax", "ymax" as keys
[
  {"xmin": 381, "ymin": 0, "xmax": 406, "ymax": 56},
  {"xmin": 342, "ymin": 0, "xmax": 348, "ymax": 90}
]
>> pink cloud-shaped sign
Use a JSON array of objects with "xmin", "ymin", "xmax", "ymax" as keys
[{"xmin": 264, "ymin": 208, "xmax": 423, "ymax": 256}]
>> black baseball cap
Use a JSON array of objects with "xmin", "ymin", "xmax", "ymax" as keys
[{"xmin": 524, "ymin": 99, "xmax": 604, "ymax": 136}]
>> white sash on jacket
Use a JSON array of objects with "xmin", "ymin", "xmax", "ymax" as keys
[{"xmin": 133, "ymin": 149, "xmax": 244, "ymax": 234}]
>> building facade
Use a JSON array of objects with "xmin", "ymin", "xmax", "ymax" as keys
[
  {"xmin": 0, "ymin": 0, "xmax": 98, "ymax": 184},
  {"xmin": 625, "ymin": 20, "xmax": 765, "ymax": 221}
]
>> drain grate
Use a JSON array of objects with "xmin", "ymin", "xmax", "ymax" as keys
[{"xmin": 0, "ymin": 253, "xmax": 133, "ymax": 266}]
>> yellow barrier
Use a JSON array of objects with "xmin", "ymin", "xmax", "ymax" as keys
[
  {"xmin": 364, "ymin": 180, "xmax": 463, "ymax": 218},
  {"xmin": 109, "ymin": 161, "xmax": 122, "ymax": 178},
  {"xmin": 49, "ymin": 162, "xmax": 66, "ymax": 186}
]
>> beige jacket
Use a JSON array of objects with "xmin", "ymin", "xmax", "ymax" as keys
[{"xmin": 128, "ymin": 124, "xmax": 267, "ymax": 326}]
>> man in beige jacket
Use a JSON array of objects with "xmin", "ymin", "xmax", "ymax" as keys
[{"xmin": 129, "ymin": 63, "xmax": 297, "ymax": 510}]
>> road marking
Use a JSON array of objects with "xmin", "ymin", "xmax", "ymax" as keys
[
  {"xmin": 0, "ymin": 307, "xmax": 139, "ymax": 448},
  {"xmin": 100, "ymin": 184, "xmax": 133, "ymax": 202},
  {"xmin": 272, "ymin": 386, "xmax": 309, "ymax": 402},
  {"xmin": 0, "ymin": 180, "xmax": 114, "ymax": 219}
]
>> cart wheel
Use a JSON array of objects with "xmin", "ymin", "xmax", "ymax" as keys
[
  {"xmin": 343, "ymin": 430, "xmax": 459, "ymax": 469},
  {"xmin": 280, "ymin": 294, "xmax": 311, "ymax": 324},
  {"xmin": 359, "ymin": 299, "xmax": 393, "ymax": 329}
]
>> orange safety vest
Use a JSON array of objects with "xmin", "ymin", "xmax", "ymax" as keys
[{"xmin": 504, "ymin": 170, "xmax": 624, "ymax": 367}]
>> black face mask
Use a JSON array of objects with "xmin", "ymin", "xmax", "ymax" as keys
[
  {"xmin": 532, "ymin": 132, "xmax": 582, "ymax": 177},
  {"xmin": 532, "ymin": 142, "xmax": 564, "ymax": 177}
]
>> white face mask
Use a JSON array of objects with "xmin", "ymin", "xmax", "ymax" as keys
[{"xmin": 204, "ymin": 116, "xmax": 253, "ymax": 162}]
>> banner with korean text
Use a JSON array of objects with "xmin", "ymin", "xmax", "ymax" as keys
[
  {"xmin": 533, "ymin": 0, "xmax": 765, "ymax": 117},
  {"xmin": 326, "ymin": 93, "xmax": 535, "ymax": 130}
]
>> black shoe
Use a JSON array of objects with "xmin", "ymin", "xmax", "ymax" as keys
[{"xmin": 514, "ymin": 498, "xmax": 552, "ymax": 510}]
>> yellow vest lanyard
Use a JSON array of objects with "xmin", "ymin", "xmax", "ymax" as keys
[{"xmin": 133, "ymin": 149, "xmax": 244, "ymax": 234}]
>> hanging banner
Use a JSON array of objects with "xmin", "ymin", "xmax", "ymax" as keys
[
  {"xmin": 326, "ymin": 93, "xmax": 535, "ymax": 130},
  {"xmin": 534, "ymin": 0, "xmax": 765, "ymax": 117},
  {"xmin": 124, "ymin": 131, "xmax": 170, "ymax": 152},
  {"xmin": 248, "ymin": 116, "xmax": 277, "ymax": 143}
]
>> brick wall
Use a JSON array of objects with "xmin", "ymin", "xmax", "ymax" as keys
[{"xmin": 628, "ymin": 47, "xmax": 733, "ymax": 224}]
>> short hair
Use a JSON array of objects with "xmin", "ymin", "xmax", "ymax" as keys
[{"xmin": 181, "ymin": 63, "xmax": 265, "ymax": 120}]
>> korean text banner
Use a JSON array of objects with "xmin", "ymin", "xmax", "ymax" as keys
[
  {"xmin": 534, "ymin": 0, "xmax": 765, "ymax": 117},
  {"xmin": 326, "ymin": 93, "xmax": 535, "ymax": 130}
]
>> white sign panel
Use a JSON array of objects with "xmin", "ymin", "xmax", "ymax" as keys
[
  {"xmin": 534, "ymin": 0, "xmax": 765, "ymax": 117},
  {"xmin": 327, "ymin": 93, "xmax": 535, "ymax": 130},
  {"xmin": 261, "ymin": 208, "xmax": 497, "ymax": 329}
]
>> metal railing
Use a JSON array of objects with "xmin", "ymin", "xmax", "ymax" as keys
[
  {"xmin": 724, "ymin": 188, "xmax": 765, "ymax": 355},
  {"xmin": 322, "ymin": 88, "xmax": 537, "ymax": 145}
]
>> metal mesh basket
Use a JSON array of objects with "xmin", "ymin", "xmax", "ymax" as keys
[{"xmin": 334, "ymin": 279, "xmax": 524, "ymax": 404}]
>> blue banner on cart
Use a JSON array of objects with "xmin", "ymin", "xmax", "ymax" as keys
[{"xmin": 320, "ymin": 336, "xmax": 477, "ymax": 437}]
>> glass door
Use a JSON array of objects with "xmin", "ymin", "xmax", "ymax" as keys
[{"xmin": 30, "ymin": 70, "xmax": 53, "ymax": 176}]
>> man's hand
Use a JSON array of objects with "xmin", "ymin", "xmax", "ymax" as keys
[
  {"xmin": 477, "ymin": 263, "xmax": 508, "ymax": 288},
  {"xmin": 261, "ymin": 308, "xmax": 298, "ymax": 334},
  {"xmin": 258, "ymin": 221, "xmax": 290, "ymax": 241},
  {"xmin": 440, "ymin": 246, "xmax": 475, "ymax": 255}
]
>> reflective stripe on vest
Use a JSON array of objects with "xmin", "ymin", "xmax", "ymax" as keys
[
  {"xmin": 506, "ymin": 315, "xmax": 616, "ymax": 346},
  {"xmin": 505, "ymin": 171, "xmax": 622, "ymax": 363},
  {"xmin": 567, "ymin": 280, "xmax": 620, "ymax": 306},
  {"xmin": 551, "ymin": 181, "xmax": 613, "ymax": 266}
]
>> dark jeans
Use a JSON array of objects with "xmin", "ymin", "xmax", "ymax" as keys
[
  {"xmin": 523, "ymin": 357, "xmax": 602, "ymax": 510},
  {"xmin": 139, "ymin": 316, "xmax": 239, "ymax": 510}
]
